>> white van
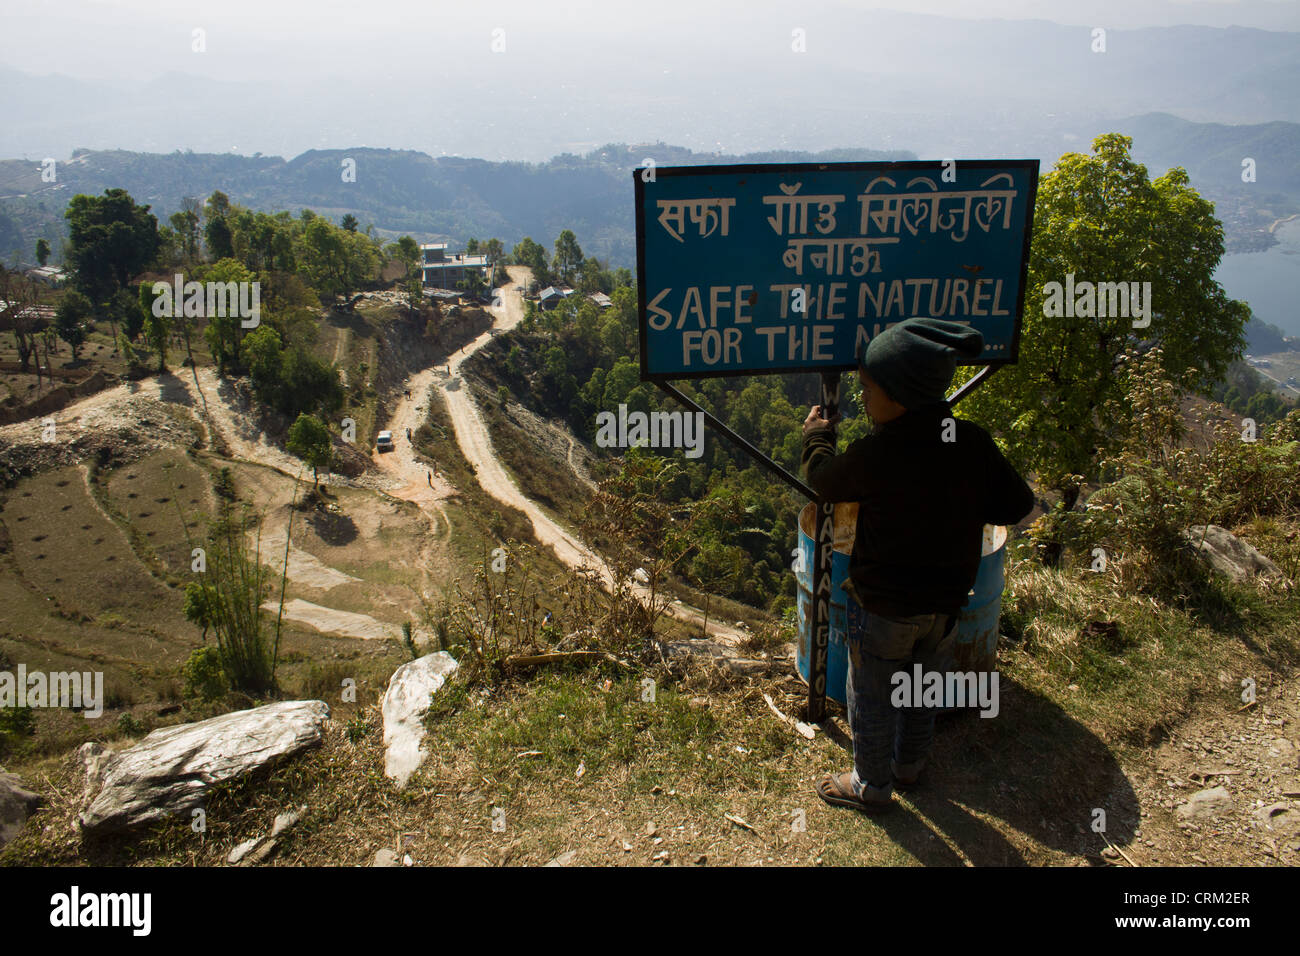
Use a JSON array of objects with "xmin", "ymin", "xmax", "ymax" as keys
[{"xmin": 376, "ymin": 430, "xmax": 394, "ymax": 453}]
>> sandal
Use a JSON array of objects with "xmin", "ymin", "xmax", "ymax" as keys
[{"xmin": 816, "ymin": 771, "xmax": 892, "ymax": 813}]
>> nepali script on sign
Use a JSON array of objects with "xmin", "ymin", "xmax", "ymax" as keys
[{"xmin": 635, "ymin": 160, "xmax": 1038, "ymax": 378}]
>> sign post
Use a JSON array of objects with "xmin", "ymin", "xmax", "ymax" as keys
[
  {"xmin": 635, "ymin": 159, "xmax": 1037, "ymax": 720},
  {"xmin": 807, "ymin": 371, "xmax": 840, "ymax": 722}
]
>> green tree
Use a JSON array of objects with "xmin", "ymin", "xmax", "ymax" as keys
[
  {"xmin": 512, "ymin": 236, "xmax": 550, "ymax": 286},
  {"xmin": 34, "ymin": 238, "xmax": 50, "ymax": 267},
  {"xmin": 205, "ymin": 190, "xmax": 232, "ymax": 220},
  {"xmin": 392, "ymin": 235, "xmax": 420, "ymax": 273},
  {"xmin": 457, "ymin": 268, "xmax": 486, "ymax": 300},
  {"xmin": 553, "ymin": 229, "xmax": 584, "ymax": 284},
  {"xmin": 242, "ymin": 324, "xmax": 284, "ymax": 405},
  {"xmin": 143, "ymin": 293, "xmax": 172, "ymax": 373},
  {"xmin": 340, "ymin": 214, "xmax": 359, "ymax": 233},
  {"xmin": 204, "ymin": 191, "xmax": 234, "ymax": 261},
  {"xmin": 170, "ymin": 198, "xmax": 201, "ymax": 261},
  {"xmin": 205, "ymin": 216, "xmax": 233, "ymax": 262},
  {"xmin": 575, "ymin": 257, "xmax": 606, "ymax": 295},
  {"xmin": 202, "ymin": 258, "xmax": 256, "ymax": 372},
  {"xmin": 342, "ymin": 229, "xmax": 380, "ymax": 296},
  {"xmin": 111, "ymin": 286, "xmax": 146, "ymax": 341},
  {"xmin": 506, "ymin": 344, "xmax": 524, "ymax": 378},
  {"xmin": 954, "ymin": 133, "xmax": 1250, "ymax": 563},
  {"xmin": 301, "ymin": 217, "xmax": 344, "ymax": 298},
  {"xmin": 65, "ymin": 188, "xmax": 160, "ymax": 307},
  {"xmin": 282, "ymin": 347, "xmax": 343, "ymax": 418},
  {"xmin": 55, "ymin": 290, "xmax": 93, "ymax": 359},
  {"xmin": 484, "ymin": 238, "xmax": 504, "ymax": 286},
  {"xmin": 286, "ymin": 413, "xmax": 332, "ymax": 488}
]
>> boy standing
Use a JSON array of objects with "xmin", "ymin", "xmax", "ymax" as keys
[{"xmin": 801, "ymin": 318, "xmax": 1034, "ymax": 813}]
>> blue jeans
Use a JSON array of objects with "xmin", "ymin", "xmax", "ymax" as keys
[{"xmin": 846, "ymin": 597, "xmax": 956, "ymax": 796}]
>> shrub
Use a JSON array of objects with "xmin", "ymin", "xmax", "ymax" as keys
[
  {"xmin": 345, "ymin": 713, "xmax": 370, "ymax": 743},
  {"xmin": 116, "ymin": 712, "xmax": 146, "ymax": 737},
  {"xmin": 1040, "ymin": 345, "xmax": 1299, "ymax": 600},
  {"xmin": 181, "ymin": 645, "xmax": 229, "ymax": 700},
  {"xmin": 0, "ymin": 706, "xmax": 36, "ymax": 758},
  {"xmin": 181, "ymin": 508, "xmax": 283, "ymax": 695},
  {"xmin": 400, "ymin": 620, "xmax": 418, "ymax": 660}
]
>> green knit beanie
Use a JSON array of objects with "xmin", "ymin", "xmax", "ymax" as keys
[{"xmin": 858, "ymin": 318, "xmax": 984, "ymax": 409}]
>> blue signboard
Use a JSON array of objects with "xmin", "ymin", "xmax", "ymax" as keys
[{"xmin": 635, "ymin": 160, "xmax": 1038, "ymax": 379}]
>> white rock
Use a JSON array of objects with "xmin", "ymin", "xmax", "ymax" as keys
[
  {"xmin": 373, "ymin": 848, "xmax": 399, "ymax": 867},
  {"xmin": 0, "ymin": 771, "xmax": 43, "ymax": 848},
  {"xmin": 228, "ymin": 838, "xmax": 262, "ymax": 864},
  {"xmin": 271, "ymin": 804, "xmax": 307, "ymax": 838},
  {"xmin": 544, "ymin": 850, "xmax": 578, "ymax": 867},
  {"xmin": 1175, "ymin": 786, "xmax": 1233, "ymax": 821},
  {"xmin": 382, "ymin": 652, "xmax": 459, "ymax": 789},
  {"xmin": 250, "ymin": 838, "xmax": 279, "ymax": 864},
  {"xmin": 1184, "ymin": 525, "xmax": 1283, "ymax": 583},
  {"xmin": 79, "ymin": 700, "xmax": 330, "ymax": 834}
]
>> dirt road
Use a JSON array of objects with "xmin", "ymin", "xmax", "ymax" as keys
[
  {"xmin": 438, "ymin": 268, "xmax": 603, "ymax": 577},
  {"xmin": 397, "ymin": 267, "xmax": 747, "ymax": 646},
  {"xmin": 367, "ymin": 266, "xmax": 602, "ymax": 577},
  {"xmin": 369, "ymin": 365, "xmax": 453, "ymax": 537}
]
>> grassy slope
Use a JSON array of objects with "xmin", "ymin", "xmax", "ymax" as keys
[{"xmin": 8, "ymin": 540, "xmax": 1298, "ymax": 867}]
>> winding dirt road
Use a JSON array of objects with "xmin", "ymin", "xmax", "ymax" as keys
[
  {"xmin": 378, "ymin": 267, "xmax": 746, "ymax": 646},
  {"xmin": 371, "ymin": 266, "xmax": 603, "ymax": 580}
]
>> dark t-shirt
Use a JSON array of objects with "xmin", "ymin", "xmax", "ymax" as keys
[{"xmin": 802, "ymin": 399, "xmax": 1035, "ymax": 618}]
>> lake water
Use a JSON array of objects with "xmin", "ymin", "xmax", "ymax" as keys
[{"xmin": 1215, "ymin": 218, "xmax": 1300, "ymax": 340}]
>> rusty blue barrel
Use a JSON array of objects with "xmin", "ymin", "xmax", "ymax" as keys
[{"xmin": 795, "ymin": 503, "xmax": 1007, "ymax": 708}]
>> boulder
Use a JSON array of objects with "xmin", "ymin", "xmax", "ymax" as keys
[
  {"xmin": 382, "ymin": 652, "xmax": 459, "ymax": 788},
  {"xmin": 1184, "ymin": 525, "xmax": 1283, "ymax": 583},
  {"xmin": 79, "ymin": 700, "xmax": 330, "ymax": 835},
  {"xmin": 0, "ymin": 770, "xmax": 44, "ymax": 848}
]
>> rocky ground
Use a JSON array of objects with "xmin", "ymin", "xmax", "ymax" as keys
[{"xmin": 1116, "ymin": 669, "xmax": 1300, "ymax": 866}]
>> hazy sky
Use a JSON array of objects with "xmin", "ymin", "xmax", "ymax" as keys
[{"xmin": 1, "ymin": 0, "xmax": 1296, "ymax": 83}]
